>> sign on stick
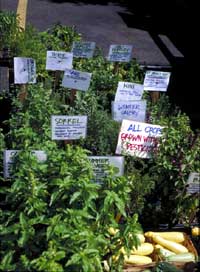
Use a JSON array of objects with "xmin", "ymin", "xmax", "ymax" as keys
[
  {"xmin": 62, "ymin": 69, "xmax": 92, "ymax": 91},
  {"xmin": 143, "ymin": 70, "xmax": 171, "ymax": 92},
  {"xmin": 115, "ymin": 81, "xmax": 144, "ymax": 101},
  {"xmin": 72, "ymin": 41, "xmax": 96, "ymax": 58},
  {"xmin": 14, "ymin": 57, "xmax": 36, "ymax": 84},
  {"xmin": 108, "ymin": 45, "xmax": 133, "ymax": 62},
  {"xmin": 46, "ymin": 51, "xmax": 73, "ymax": 71}
]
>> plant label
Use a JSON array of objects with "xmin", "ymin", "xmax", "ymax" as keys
[
  {"xmin": 116, "ymin": 120, "xmax": 163, "ymax": 158},
  {"xmin": 71, "ymin": 41, "xmax": 96, "ymax": 58},
  {"xmin": 46, "ymin": 51, "xmax": 73, "ymax": 71},
  {"xmin": 88, "ymin": 156, "xmax": 124, "ymax": 182},
  {"xmin": 112, "ymin": 100, "xmax": 146, "ymax": 122},
  {"xmin": 62, "ymin": 69, "xmax": 92, "ymax": 91},
  {"xmin": 107, "ymin": 44, "xmax": 133, "ymax": 62},
  {"xmin": 14, "ymin": 57, "xmax": 36, "ymax": 84},
  {"xmin": 187, "ymin": 172, "xmax": 200, "ymax": 194},
  {"xmin": 115, "ymin": 81, "xmax": 144, "ymax": 101},
  {"xmin": 0, "ymin": 67, "xmax": 9, "ymax": 92},
  {"xmin": 3, "ymin": 150, "xmax": 47, "ymax": 178},
  {"xmin": 51, "ymin": 115, "xmax": 87, "ymax": 140},
  {"xmin": 143, "ymin": 70, "xmax": 171, "ymax": 92}
]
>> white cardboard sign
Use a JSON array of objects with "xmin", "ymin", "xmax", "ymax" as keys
[
  {"xmin": 112, "ymin": 100, "xmax": 146, "ymax": 122},
  {"xmin": 88, "ymin": 156, "xmax": 124, "ymax": 182},
  {"xmin": 116, "ymin": 120, "xmax": 163, "ymax": 158},
  {"xmin": 72, "ymin": 41, "xmax": 96, "ymax": 58},
  {"xmin": 46, "ymin": 51, "xmax": 73, "ymax": 71},
  {"xmin": 107, "ymin": 44, "xmax": 133, "ymax": 62},
  {"xmin": 51, "ymin": 115, "xmax": 87, "ymax": 140},
  {"xmin": 3, "ymin": 150, "xmax": 47, "ymax": 178},
  {"xmin": 187, "ymin": 172, "xmax": 200, "ymax": 194},
  {"xmin": 62, "ymin": 69, "xmax": 92, "ymax": 91},
  {"xmin": 115, "ymin": 81, "xmax": 144, "ymax": 101},
  {"xmin": 14, "ymin": 57, "xmax": 36, "ymax": 84},
  {"xmin": 143, "ymin": 70, "xmax": 171, "ymax": 92}
]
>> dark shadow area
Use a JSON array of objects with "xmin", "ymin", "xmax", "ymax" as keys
[{"xmin": 42, "ymin": 0, "xmax": 124, "ymax": 5}]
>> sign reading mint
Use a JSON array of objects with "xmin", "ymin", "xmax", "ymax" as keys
[
  {"xmin": 14, "ymin": 57, "xmax": 36, "ymax": 84},
  {"xmin": 51, "ymin": 115, "xmax": 87, "ymax": 140},
  {"xmin": 112, "ymin": 100, "xmax": 146, "ymax": 122},
  {"xmin": 108, "ymin": 45, "xmax": 133, "ymax": 62},
  {"xmin": 115, "ymin": 82, "xmax": 144, "ymax": 101},
  {"xmin": 62, "ymin": 69, "xmax": 92, "ymax": 91},
  {"xmin": 46, "ymin": 51, "xmax": 73, "ymax": 71},
  {"xmin": 143, "ymin": 71, "xmax": 171, "ymax": 92},
  {"xmin": 88, "ymin": 156, "xmax": 124, "ymax": 182},
  {"xmin": 72, "ymin": 41, "xmax": 96, "ymax": 58}
]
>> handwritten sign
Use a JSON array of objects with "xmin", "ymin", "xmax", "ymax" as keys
[
  {"xmin": 51, "ymin": 115, "xmax": 87, "ymax": 140},
  {"xmin": 88, "ymin": 156, "xmax": 124, "ymax": 182},
  {"xmin": 143, "ymin": 70, "xmax": 171, "ymax": 92},
  {"xmin": 46, "ymin": 51, "xmax": 73, "ymax": 71},
  {"xmin": 186, "ymin": 172, "xmax": 200, "ymax": 194},
  {"xmin": 107, "ymin": 45, "xmax": 133, "ymax": 62},
  {"xmin": 3, "ymin": 150, "xmax": 47, "ymax": 178},
  {"xmin": 116, "ymin": 120, "xmax": 163, "ymax": 158},
  {"xmin": 72, "ymin": 41, "xmax": 96, "ymax": 58},
  {"xmin": 115, "ymin": 81, "xmax": 144, "ymax": 101},
  {"xmin": 14, "ymin": 57, "xmax": 36, "ymax": 84},
  {"xmin": 112, "ymin": 100, "xmax": 146, "ymax": 122},
  {"xmin": 62, "ymin": 69, "xmax": 92, "ymax": 91}
]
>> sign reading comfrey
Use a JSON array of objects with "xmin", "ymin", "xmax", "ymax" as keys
[
  {"xmin": 112, "ymin": 100, "xmax": 146, "ymax": 122},
  {"xmin": 116, "ymin": 120, "xmax": 163, "ymax": 158},
  {"xmin": 186, "ymin": 172, "xmax": 200, "ymax": 194},
  {"xmin": 3, "ymin": 150, "xmax": 47, "ymax": 178},
  {"xmin": 72, "ymin": 41, "xmax": 96, "ymax": 58},
  {"xmin": 115, "ymin": 81, "xmax": 144, "ymax": 101},
  {"xmin": 107, "ymin": 45, "xmax": 133, "ymax": 62},
  {"xmin": 46, "ymin": 51, "xmax": 73, "ymax": 71},
  {"xmin": 88, "ymin": 156, "xmax": 124, "ymax": 182},
  {"xmin": 14, "ymin": 57, "xmax": 36, "ymax": 84},
  {"xmin": 62, "ymin": 69, "xmax": 92, "ymax": 91},
  {"xmin": 143, "ymin": 70, "xmax": 171, "ymax": 92},
  {"xmin": 51, "ymin": 115, "xmax": 87, "ymax": 140}
]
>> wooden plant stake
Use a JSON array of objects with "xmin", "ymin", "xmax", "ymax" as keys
[
  {"xmin": 113, "ymin": 62, "xmax": 119, "ymax": 74},
  {"xmin": 53, "ymin": 70, "xmax": 61, "ymax": 91},
  {"xmin": 18, "ymin": 84, "xmax": 28, "ymax": 102},
  {"xmin": 70, "ymin": 88, "xmax": 77, "ymax": 106},
  {"xmin": 150, "ymin": 91, "xmax": 160, "ymax": 103}
]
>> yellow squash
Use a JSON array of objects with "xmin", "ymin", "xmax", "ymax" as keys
[
  {"xmin": 124, "ymin": 255, "xmax": 152, "ymax": 265},
  {"xmin": 131, "ymin": 242, "xmax": 154, "ymax": 256},
  {"xmin": 145, "ymin": 231, "xmax": 185, "ymax": 243}
]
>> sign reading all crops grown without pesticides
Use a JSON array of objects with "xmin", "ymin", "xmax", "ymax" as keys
[
  {"xmin": 107, "ymin": 44, "xmax": 133, "ymax": 62},
  {"xmin": 51, "ymin": 115, "xmax": 87, "ymax": 140},
  {"xmin": 3, "ymin": 150, "xmax": 47, "ymax": 179},
  {"xmin": 115, "ymin": 81, "xmax": 144, "ymax": 101},
  {"xmin": 88, "ymin": 156, "xmax": 124, "ymax": 182},
  {"xmin": 72, "ymin": 41, "xmax": 96, "ymax": 58},
  {"xmin": 62, "ymin": 69, "xmax": 92, "ymax": 91},
  {"xmin": 143, "ymin": 70, "xmax": 171, "ymax": 92},
  {"xmin": 46, "ymin": 51, "xmax": 73, "ymax": 71},
  {"xmin": 112, "ymin": 100, "xmax": 146, "ymax": 122},
  {"xmin": 186, "ymin": 172, "xmax": 200, "ymax": 194},
  {"xmin": 116, "ymin": 120, "xmax": 163, "ymax": 158},
  {"xmin": 14, "ymin": 57, "xmax": 36, "ymax": 84}
]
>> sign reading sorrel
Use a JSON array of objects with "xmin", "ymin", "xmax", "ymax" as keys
[
  {"xmin": 14, "ymin": 57, "xmax": 36, "ymax": 84},
  {"xmin": 72, "ymin": 41, "xmax": 96, "ymax": 58},
  {"xmin": 3, "ymin": 150, "xmax": 47, "ymax": 178},
  {"xmin": 115, "ymin": 81, "xmax": 144, "ymax": 101},
  {"xmin": 108, "ymin": 45, "xmax": 133, "ymax": 62},
  {"xmin": 186, "ymin": 172, "xmax": 200, "ymax": 195},
  {"xmin": 143, "ymin": 70, "xmax": 171, "ymax": 92},
  {"xmin": 112, "ymin": 100, "xmax": 146, "ymax": 122},
  {"xmin": 51, "ymin": 115, "xmax": 87, "ymax": 140},
  {"xmin": 88, "ymin": 156, "xmax": 124, "ymax": 182},
  {"xmin": 62, "ymin": 69, "xmax": 92, "ymax": 91},
  {"xmin": 116, "ymin": 120, "xmax": 163, "ymax": 158},
  {"xmin": 46, "ymin": 51, "xmax": 73, "ymax": 71}
]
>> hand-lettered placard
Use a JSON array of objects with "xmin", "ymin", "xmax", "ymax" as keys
[
  {"xmin": 186, "ymin": 172, "xmax": 200, "ymax": 194},
  {"xmin": 72, "ymin": 41, "xmax": 96, "ymax": 58},
  {"xmin": 112, "ymin": 100, "xmax": 146, "ymax": 122},
  {"xmin": 88, "ymin": 156, "xmax": 124, "ymax": 182},
  {"xmin": 107, "ymin": 45, "xmax": 133, "ymax": 62},
  {"xmin": 143, "ymin": 70, "xmax": 171, "ymax": 92},
  {"xmin": 14, "ymin": 57, "xmax": 36, "ymax": 84},
  {"xmin": 116, "ymin": 120, "xmax": 163, "ymax": 158},
  {"xmin": 51, "ymin": 115, "xmax": 87, "ymax": 140},
  {"xmin": 46, "ymin": 51, "xmax": 73, "ymax": 71},
  {"xmin": 3, "ymin": 150, "xmax": 47, "ymax": 178},
  {"xmin": 62, "ymin": 69, "xmax": 92, "ymax": 91},
  {"xmin": 115, "ymin": 81, "xmax": 144, "ymax": 101}
]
